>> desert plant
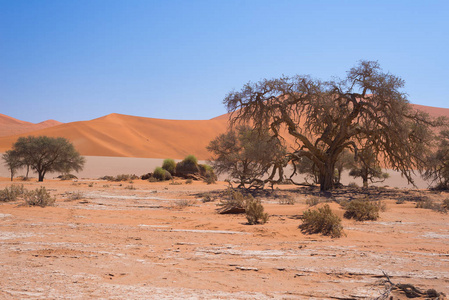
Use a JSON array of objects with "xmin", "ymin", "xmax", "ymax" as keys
[
  {"xmin": 58, "ymin": 174, "xmax": 78, "ymax": 180},
  {"xmin": 125, "ymin": 185, "xmax": 136, "ymax": 190},
  {"xmin": 218, "ymin": 189, "xmax": 251, "ymax": 214},
  {"xmin": 185, "ymin": 178, "xmax": 193, "ymax": 184},
  {"xmin": 5, "ymin": 136, "xmax": 85, "ymax": 181},
  {"xmin": 162, "ymin": 159, "xmax": 176, "ymax": 175},
  {"xmin": 224, "ymin": 61, "xmax": 441, "ymax": 191},
  {"xmin": 153, "ymin": 167, "xmax": 172, "ymax": 181},
  {"xmin": 208, "ymin": 125, "xmax": 287, "ymax": 189},
  {"xmin": 65, "ymin": 191, "xmax": 84, "ymax": 201},
  {"xmin": 245, "ymin": 198, "xmax": 269, "ymax": 224},
  {"xmin": 172, "ymin": 199, "xmax": 196, "ymax": 209},
  {"xmin": 415, "ymin": 198, "xmax": 435, "ymax": 209},
  {"xmin": 442, "ymin": 199, "xmax": 449, "ymax": 212},
  {"xmin": 0, "ymin": 184, "xmax": 26, "ymax": 202},
  {"xmin": 175, "ymin": 155, "xmax": 200, "ymax": 178},
  {"xmin": 199, "ymin": 164, "xmax": 216, "ymax": 184},
  {"xmin": 278, "ymin": 195, "xmax": 296, "ymax": 205},
  {"xmin": 24, "ymin": 186, "xmax": 55, "ymax": 207},
  {"xmin": 305, "ymin": 196, "xmax": 320, "ymax": 206},
  {"xmin": 201, "ymin": 193, "xmax": 213, "ymax": 203},
  {"xmin": 343, "ymin": 199, "xmax": 380, "ymax": 221},
  {"xmin": 299, "ymin": 204, "xmax": 343, "ymax": 238}
]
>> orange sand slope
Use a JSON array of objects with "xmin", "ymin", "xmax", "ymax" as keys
[
  {"xmin": 0, "ymin": 104, "xmax": 448, "ymax": 160},
  {"xmin": 0, "ymin": 113, "xmax": 229, "ymax": 160},
  {"xmin": 0, "ymin": 114, "xmax": 62, "ymax": 137}
]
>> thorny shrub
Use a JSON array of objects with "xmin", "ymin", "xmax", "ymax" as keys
[
  {"xmin": 25, "ymin": 186, "xmax": 55, "ymax": 207},
  {"xmin": 300, "ymin": 204, "xmax": 343, "ymax": 238}
]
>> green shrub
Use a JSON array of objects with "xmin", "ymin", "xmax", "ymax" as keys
[
  {"xmin": 153, "ymin": 167, "xmax": 172, "ymax": 181},
  {"xmin": 245, "ymin": 198, "xmax": 269, "ymax": 224},
  {"xmin": 300, "ymin": 204, "xmax": 343, "ymax": 238},
  {"xmin": 25, "ymin": 186, "xmax": 55, "ymax": 207},
  {"xmin": 343, "ymin": 199, "xmax": 379, "ymax": 221},
  {"xmin": 176, "ymin": 155, "xmax": 200, "ymax": 178},
  {"xmin": 0, "ymin": 184, "xmax": 26, "ymax": 202},
  {"xmin": 162, "ymin": 159, "xmax": 176, "ymax": 175}
]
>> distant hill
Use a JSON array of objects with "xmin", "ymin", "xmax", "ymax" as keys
[
  {"xmin": 0, "ymin": 113, "xmax": 229, "ymax": 160},
  {"xmin": 0, "ymin": 104, "xmax": 447, "ymax": 160},
  {"xmin": 0, "ymin": 114, "xmax": 62, "ymax": 137}
]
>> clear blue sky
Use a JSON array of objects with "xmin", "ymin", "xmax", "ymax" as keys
[{"xmin": 1, "ymin": 0, "xmax": 448, "ymax": 123}]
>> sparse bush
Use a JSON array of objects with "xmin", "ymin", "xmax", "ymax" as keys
[
  {"xmin": 88, "ymin": 182, "xmax": 94, "ymax": 187},
  {"xmin": 0, "ymin": 184, "xmax": 26, "ymax": 202},
  {"xmin": 58, "ymin": 174, "xmax": 78, "ymax": 180},
  {"xmin": 66, "ymin": 191, "xmax": 84, "ymax": 201},
  {"xmin": 278, "ymin": 195, "xmax": 296, "ymax": 205},
  {"xmin": 218, "ymin": 189, "xmax": 250, "ymax": 214},
  {"xmin": 153, "ymin": 167, "xmax": 172, "ymax": 181},
  {"xmin": 245, "ymin": 198, "xmax": 269, "ymax": 225},
  {"xmin": 305, "ymin": 196, "xmax": 320, "ymax": 206},
  {"xmin": 162, "ymin": 159, "xmax": 176, "ymax": 175},
  {"xmin": 416, "ymin": 198, "xmax": 435, "ymax": 210},
  {"xmin": 343, "ymin": 199, "xmax": 379, "ymax": 221},
  {"xmin": 185, "ymin": 178, "xmax": 193, "ymax": 184},
  {"xmin": 175, "ymin": 155, "xmax": 200, "ymax": 178},
  {"xmin": 169, "ymin": 180, "xmax": 182, "ymax": 185},
  {"xmin": 125, "ymin": 185, "xmax": 136, "ymax": 190},
  {"xmin": 300, "ymin": 204, "xmax": 343, "ymax": 238},
  {"xmin": 101, "ymin": 174, "xmax": 138, "ymax": 182},
  {"xmin": 201, "ymin": 193, "xmax": 213, "ymax": 203},
  {"xmin": 172, "ymin": 199, "xmax": 196, "ymax": 209},
  {"xmin": 24, "ymin": 186, "xmax": 55, "ymax": 207},
  {"xmin": 148, "ymin": 177, "xmax": 158, "ymax": 183}
]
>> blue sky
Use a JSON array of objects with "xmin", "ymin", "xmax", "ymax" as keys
[{"xmin": 1, "ymin": 0, "xmax": 448, "ymax": 123}]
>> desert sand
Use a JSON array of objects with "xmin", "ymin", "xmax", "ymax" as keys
[
  {"xmin": 0, "ymin": 105, "xmax": 448, "ymax": 299},
  {"xmin": 0, "ymin": 177, "xmax": 448, "ymax": 299}
]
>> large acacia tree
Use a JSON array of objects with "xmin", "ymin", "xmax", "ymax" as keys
[
  {"xmin": 224, "ymin": 61, "xmax": 440, "ymax": 191},
  {"xmin": 7, "ymin": 136, "xmax": 85, "ymax": 181}
]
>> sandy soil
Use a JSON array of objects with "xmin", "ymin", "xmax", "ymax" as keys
[{"xmin": 1, "ymin": 178, "xmax": 448, "ymax": 299}]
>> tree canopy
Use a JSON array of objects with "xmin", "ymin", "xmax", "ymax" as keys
[
  {"xmin": 5, "ymin": 136, "xmax": 85, "ymax": 181},
  {"xmin": 224, "ymin": 61, "xmax": 442, "ymax": 191},
  {"xmin": 207, "ymin": 125, "xmax": 287, "ymax": 189}
]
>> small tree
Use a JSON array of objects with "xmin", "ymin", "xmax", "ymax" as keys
[
  {"xmin": 7, "ymin": 136, "xmax": 85, "ymax": 182},
  {"xmin": 207, "ymin": 125, "xmax": 287, "ymax": 189},
  {"xmin": 349, "ymin": 148, "xmax": 389, "ymax": 188},
  {"xmin": 2, "ymin": 150, "xmax": 22, "ymax": 181}
]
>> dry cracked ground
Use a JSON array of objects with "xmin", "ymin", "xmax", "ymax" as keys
[{"xmin": 0, "ymin": 178, "xmax": 448, "ymax": 299}]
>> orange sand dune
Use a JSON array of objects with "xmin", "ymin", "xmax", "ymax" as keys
[
  {"xmin": 0, "ymin": 113, "xmax": 62, "ymax": 137},
  {"xmin": 0, "ymin": 113, "xmax": 229, "ymax": 160},
  {"xmin": 0, "ymin": 104, "xmax": 448, "ymax": 160}
]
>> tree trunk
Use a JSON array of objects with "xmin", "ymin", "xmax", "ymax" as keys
[
  {"xmin": 26, "ymin": 165, "xmax": 30, "ymax": 179},
  {"xmin": 38, "ymin": 171, "xmax": 45, "ymax": 182},
  {"xmin": 10, "ymin": 171, "xmax": 14, "ymax": 182},
  {"xmin": 319, "ymin": 161, "xmax": 336, "ymax": 191}
]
